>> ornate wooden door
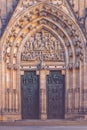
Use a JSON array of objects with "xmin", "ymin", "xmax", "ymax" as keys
[
  {"xmin": 21, "ymin": 71, "xmax": 39, "ymax": 119},
  {"xmin": 47, "ymin": 70, "xmax": 65, "ymax": 119}
]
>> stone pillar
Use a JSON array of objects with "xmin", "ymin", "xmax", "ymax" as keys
[
  {"xmin": 39, "ymin": 69, "xmax": 49, "ymax": 120},
  {"xmin": 39, "ymin": 69, "xmax": 47, "ymax": 120}
]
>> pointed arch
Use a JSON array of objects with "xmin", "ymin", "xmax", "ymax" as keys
[{"xmin": 0, "ymin": 1, "xmax": 87, "ymax": 121}]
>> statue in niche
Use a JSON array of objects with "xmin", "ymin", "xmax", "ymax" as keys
[
  {"xmin": 40, "ymin": 59, "xmax": 46, "ymax": 69},
  {"xmin": 42, "ymin": 34, "xmax": 49, "ymax": 50},
  {"xmin": 34, "ymin": 32, "xmax": 42, "ymax": 49},
  {"xmin": 29, "ymin": 37, "xmax": 34, "ymax": 50}
]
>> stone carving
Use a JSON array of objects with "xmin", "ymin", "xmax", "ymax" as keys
[
  {"xmin": 68, "ymin": 63, "xmax": 73, "ymax": 70},
  {"xmin": 39, "ymin": 59, "xmax": 46, "ymax": 69},
  {"xmin": 51, "ymin": 0, "xmax": 63, "ymax": 5},
  {"xmin": 21, "ymin": 0, "xmax": 63, "ymax": 9},
  {"xmin": 22, "ymin": 0, "xmax": 35, "ymax": 8},
  {"xmin": 21, "ymin": 30, "xmax": 64, "ymax": 62},
  {"xmin": 74, "ymin": 62, "xmax": 80, "ymax": 69}
]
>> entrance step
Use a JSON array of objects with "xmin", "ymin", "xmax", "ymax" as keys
[{"xmin": 0, "ymin": 120, "xmax": 87, "ymax": 126}]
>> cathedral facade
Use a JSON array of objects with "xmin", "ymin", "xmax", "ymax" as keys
[{"xmin": 0, "ymin": 0, "xmax": 87, "ymax": 121}]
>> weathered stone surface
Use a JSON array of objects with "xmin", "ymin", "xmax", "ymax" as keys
[{"xmin": 0, "ymin": 0, "xmax": 87, "ymax": 121}]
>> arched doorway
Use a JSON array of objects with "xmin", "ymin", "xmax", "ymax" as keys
[
  {"xmin": 20, "ymin": 29, "xmax": 65, "ymax": 119},
  {"xmin": 0, "ymin": 1, "xmax": 86, "ymax": 121}
]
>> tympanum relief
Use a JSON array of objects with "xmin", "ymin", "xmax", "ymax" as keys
[{"xmin": 21, "ymin": 30, "xmax": 64, "ymax": 62}]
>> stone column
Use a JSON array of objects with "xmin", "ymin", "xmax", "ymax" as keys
[{"xmin": 39, "ymin": 69, "xmax": 49, "ymax": 120}]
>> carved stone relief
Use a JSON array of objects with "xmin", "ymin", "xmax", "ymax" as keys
[
  {"xmin": 21, "ymin": 0, "xmax": 63, "ymax": 9},
  {"xmin": 21, "ymin": 29, "xmax": 64, "ymax": 62}
]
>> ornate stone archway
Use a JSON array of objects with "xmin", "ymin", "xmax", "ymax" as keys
[
  {"xmin": 20, "ymin": 28, "xmax": 66, "ymax": 120},
  {"xmin": 0, "ymin": 0, "xmax": 87, "ymax": 121}
]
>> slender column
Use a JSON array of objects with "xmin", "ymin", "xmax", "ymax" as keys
[
  {"xmin": 0, "ymin": 47, "xmax": 1, "ymax": 111},
  {"xmin": 39, "ymin": 69, "xmax": 49, "ymax": 120},
  {"xmin": 72, "ymin": 68, "xmax": 76, "ymax": 112},
  {"xmin": 84, "ymin": 62, "xmax": 87, "ymax": 116},
  {"xmin": 80, "ymin": 62, "xmax": 84, "ymax": 112},
  {"xmin": 69, "ymin": 69, "xmax": 73, "ymax": 112},
  {"xmin": 20, "ymin": 70, "xmax": 24, "ymax": 118}
]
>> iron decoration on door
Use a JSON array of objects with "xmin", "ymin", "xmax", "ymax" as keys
[
  {"xmin": 47, "ymin": 70, "xmax": 65, "ymax": 119},
  {"xmin": 21, "ymin": 71, "xmax": 39, "ymax": 119}
]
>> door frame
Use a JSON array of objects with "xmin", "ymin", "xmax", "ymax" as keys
[{"xmin": 20, "ymin": 68, "xmax": 66, "ymax": 120}]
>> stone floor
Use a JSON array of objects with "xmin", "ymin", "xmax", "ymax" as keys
[{"xmin": 0, "ymin": 126, "xmax": 87, "ymax": 130}]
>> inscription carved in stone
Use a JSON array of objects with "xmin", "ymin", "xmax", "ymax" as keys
[{"xmin": 21, "ymin": 30, "xmax": 64, "ymax": 62}]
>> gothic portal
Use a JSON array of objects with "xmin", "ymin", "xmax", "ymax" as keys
[
  {"xmin": 0, "ymin": 0, "xmax": 87, "ymax": 121},
  {"xmin": 20, "ymin": 29, "xmax": 66, "ymax": 120}
]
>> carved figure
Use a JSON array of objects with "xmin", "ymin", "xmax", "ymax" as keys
[{"xmin": 21, "ymin": 30, "xmax": 64, "ymax": 62}]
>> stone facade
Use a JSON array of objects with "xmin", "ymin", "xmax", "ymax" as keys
[{"xmin": 0, "ymin": 0, "xmax": 87, "ymax": 121}]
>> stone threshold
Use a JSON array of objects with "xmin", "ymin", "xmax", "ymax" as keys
[{"xmin": 0, "ymin": 120, "xmax": 87, "ymax": 126}]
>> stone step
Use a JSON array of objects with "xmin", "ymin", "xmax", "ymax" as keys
[{"xmin": 0, "ymin": 120, "xmax": 87, "ymax": 126}]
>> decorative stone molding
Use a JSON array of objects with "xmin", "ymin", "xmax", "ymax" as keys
[
  {"xmin": 74, "ymin": 62, "xmax": 80, "ymax": 69},
  {"xmin": 13, "ymin": 64, "xmax": 19, "ymax": 70},
  {"xmin": 68, "ymin": 63, "xmax": 73, "ymax": 70},
  {"xmin": 7, "ymin": 63, "xmax": 12, "ymax": 69},
  {"xmin": 75, "ymin": 88, "xmax": 80, "ymax": 93},
  {"xmin": 7, "ymin": 63, "xmax": 19, "ymax": 70},
  {"xmin": 65, "ymin": 42, "xmax": 70, "ymax": 47},
  {"xmin": 20, "ymin": 0, "xmax": 64, "ymax": 10},
  {"xmin": 68, "ymin": 50, "xmax": 73, "ymax": 57},
  {"xmin": 68, "ymin": 88, "xmax": 73, "ymax": 93},
  {"xmin": 39, "ymin": 11, "xmax": 47, "ymax": 17}
]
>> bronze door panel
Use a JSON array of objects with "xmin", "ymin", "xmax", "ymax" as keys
[
  {"xmin": 21, "ymin": 71, "xmax": 39, "ymax": 119},
  {"xmin": 47, "ymin": 70, "xmax": 65, "ymax": 119}
]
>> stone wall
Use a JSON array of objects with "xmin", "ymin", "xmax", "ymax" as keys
[
  {"xmin": 69, "ymin": 0, "xmax": 87, "ymax": 17},
  {"xmin": 0, "ymin": 0, "xmax": 87, "ymax": 37},
  {"xmin": 0, "ymin": 0, "xmax": 19, "ymax": 36}
]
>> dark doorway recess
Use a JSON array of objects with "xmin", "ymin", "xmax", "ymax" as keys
[
  {"xmin": 47, "ymin": 70, "xmax": 65, "ymax": 119},
  {"xmin": 21, "ymin": 71, "xmax": 39, "ymax": 119}
]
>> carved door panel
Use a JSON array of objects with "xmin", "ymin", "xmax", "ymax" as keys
[
  {"xmin": 47, "ymin": 70, "xmax": 65, "ymax": 119},
  {"xmin": 21, "ymin": 71, "xmax": 39, "ymax": 119}
]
